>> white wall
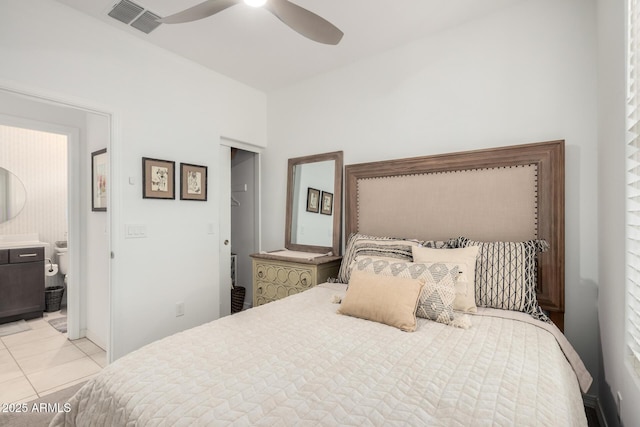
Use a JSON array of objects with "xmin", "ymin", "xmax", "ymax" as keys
[
  {"xmin": 267, "ymin": 0, "xmax": 600, "ymax": 394},
  {"xmin": 597, "ymin": 0, "xmax": 640, "ymax": 425},
  {"xmin": 0, "ymin": 0, "xmax": 267, "ymax": 359}
]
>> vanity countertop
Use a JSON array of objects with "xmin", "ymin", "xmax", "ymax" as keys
[{"xmin": 0, "ymin": 234, "xmax": 50, "ymax": 249}]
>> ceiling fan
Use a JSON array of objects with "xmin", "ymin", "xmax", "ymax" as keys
[{"xmin": 158, "ymin": 0, "xmax": 344, "ymax": 45}]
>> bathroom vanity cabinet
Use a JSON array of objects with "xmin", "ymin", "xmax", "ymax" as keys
[{"xmin": 0, "ymin": 246, "xmax": 45, "ymax": 324}]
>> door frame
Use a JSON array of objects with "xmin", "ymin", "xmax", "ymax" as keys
[{"xmin": 0, "ymin": 82, "xmax": 116, "ymax": 362}]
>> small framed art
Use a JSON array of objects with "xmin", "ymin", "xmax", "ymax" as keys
[
  {"xmin": 321, "ymin": 191, "xmax": 333, "ymax": 215},
  {"xmin": 91, "ymin": 148, "xmax": 107, "ymax": 212},
  {"xmin": 180, "ymin": 163, "xmax": 208, "ymax": 201},
  {"xmin": 142, "ymin": 157, "xmax": 175, "ymax": 199},
  {"xmin": 306, "ymin": 187, "xmax": 320, "ymax": 213}
]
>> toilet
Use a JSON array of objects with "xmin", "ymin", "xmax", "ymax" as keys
[{"xmin": 55, "ymin": 241, "xmax": 68, "ymax": 283}]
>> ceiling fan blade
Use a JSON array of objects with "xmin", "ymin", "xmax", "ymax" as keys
[
  {"xmin": 265, "ymin": 0, "xmax": 343, "ymax": 45},
  {"xmin": 158, "ymin": 0, "xmax": 242, "ymax": 24}
]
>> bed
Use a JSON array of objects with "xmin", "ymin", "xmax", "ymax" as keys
[{"xmin": 51, "ymin": 140, "xmax": 591, "ymax": 426}]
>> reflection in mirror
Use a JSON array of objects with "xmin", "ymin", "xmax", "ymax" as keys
[
  {"xmin": 291, "ymin": 160, "xmax": 335, "ymax": 247},
  {"xmin": 0, "ymin": 167, "xmax": 27, "ymax": 224},
  {"xmin": 286, "ymin": 151, "xmax": 343, "ymax": 256}
]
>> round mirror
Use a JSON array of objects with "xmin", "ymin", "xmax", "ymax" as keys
[{"xmin": 0, "ymin": 167, "xmax": 27, "ymax": 223}]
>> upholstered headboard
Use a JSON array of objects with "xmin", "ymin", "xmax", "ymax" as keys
[{"xmin": 344, "ymin": 140, "xmax": 565, "ymax": 330}]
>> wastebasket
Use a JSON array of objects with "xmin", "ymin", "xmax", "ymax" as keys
[
  {"xmin": 231, "ymin": 286, "xmax": 245, "ymax": 313},
  {"xmin": 44, "ymin": 286, "xmax": 65, "ymax": 312}
]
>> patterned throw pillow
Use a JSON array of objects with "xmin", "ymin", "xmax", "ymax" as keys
[
  {"xmin": 351, "ymin": 256, "xmax": 460, "ymax": 325},
  {"xmin": 418, "ymin": 280, "xmax": 456, "ymax": 324},
  {"xmin": 453, "ymin": 237, "xmax": 549, "ymax": 321},
  {"xmin": 337, "ymin": 233, "xmax": 453, "ymax": 284},
  {"xmin": 411, "ymin": 246, "xmax": 479, "ymax": 313},
  {"xmin": 337, "ymin": 233, "xmax": 420, "ymax": 284}
]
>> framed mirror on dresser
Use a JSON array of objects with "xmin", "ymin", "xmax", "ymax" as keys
[{"xmin": 251, "ymin": 151, "xmax": 344, "ymax": 307}]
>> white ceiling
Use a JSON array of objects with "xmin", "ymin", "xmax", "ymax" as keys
[{"xmin": 54, "ymin": 0, "xmax": 521, "ymax": 91}]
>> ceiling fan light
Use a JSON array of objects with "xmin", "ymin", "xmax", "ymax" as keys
[{"xmin": 244, "ymin": 0, "xmax": 267, "ymax": 7}]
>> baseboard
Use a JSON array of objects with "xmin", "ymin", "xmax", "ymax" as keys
[
  {"xmin": 84, "ymin": 329, "xmax": 107, "ymax": 351},
  {"xmin": 584, "ymin": 394, "xmax": 608, "ymax": 427}
]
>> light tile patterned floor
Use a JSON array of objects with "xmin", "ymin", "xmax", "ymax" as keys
[{"xmin": 0, "ymin": 310, "xmax": 106, "ymax": 404}]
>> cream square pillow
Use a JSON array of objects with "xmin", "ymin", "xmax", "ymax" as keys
[
  {"xmin": 411, "ymin": 246, "xmax": 479, "ymax": 313},
  {"xmin": 337, "ymin": 269, "xmax": 424, "ymax": 332}
]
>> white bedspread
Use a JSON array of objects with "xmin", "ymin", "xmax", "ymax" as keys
[{"xmin": 51, "ymin": 283, "xmax": 589, "ymax": 426}]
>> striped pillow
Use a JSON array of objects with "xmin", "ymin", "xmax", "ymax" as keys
[
  {"xmin": 453, "ymin": 237, "xmax": 549, "ymax": 321},
  {"xmin": 337, "ymin": 233, "xmax": 420, "ymax": 284},
  {"xmin": 337, "ymin": 233, "xmax": 452, "ymax": 284}
]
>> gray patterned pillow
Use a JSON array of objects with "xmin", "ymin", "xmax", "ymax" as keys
[
  {"xmin": 337, "ymin": 233, "xmax": 420, "ymax": 284},
  {"xmin": 453, "ymin": 237, "xmax": 549, "ymax": 321},
  {"xmin": 418, "ymin": 279, "xmax": 456, "ymax": 324},
  {"xmin": 337, "ymin": 233, "xmax": 453, "ymax": 284},
  {"xmin": 351, "ymin": 256, "xmax": 460, "ymax": 324}
]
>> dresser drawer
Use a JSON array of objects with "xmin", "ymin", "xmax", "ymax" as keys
[
  {"xmin": 251, "ymin": 255, "xmax": 342, "ymax": 307},
  {"xmin": 254, "ymin": 262, "xmax": 314, "ymax": 287},
  {"xmin": 0, "ymin": 250, "xmax": 8, "ymax": 265},
  {"xmin": 9, "ymin": 247, "xmax": 45, "ymax": 263},
  {"xmin": 255, "ymin": 279, "xmax": 306, "ymax": 305}
]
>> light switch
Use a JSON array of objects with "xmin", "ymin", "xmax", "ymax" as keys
[{"xmin": 125, "ymin": 224, "xmax": 147, "ymax": 238}]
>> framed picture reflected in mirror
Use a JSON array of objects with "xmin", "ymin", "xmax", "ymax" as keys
[
  {"xmin": 321, "ymin": 191, "xmax": 333, "ymax": 215},
  {"xmin": 306, "ymin": 187, "xmax": 320, "ymax": 213}
]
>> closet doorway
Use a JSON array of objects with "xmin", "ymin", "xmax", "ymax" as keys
[{"xmin": 219, "ymin": 139, "xmax": 261, "ymax": 317}]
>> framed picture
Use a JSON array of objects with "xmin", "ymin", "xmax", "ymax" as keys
[
  {"xmin": 306, "ymin": 187, "xmax": 320, "ymax": 213},
  {"xmin": 321, "ymin": 191, "xmax": 333, "ymax": 215},
  {"xmin": 180, "ymin": 163, "xmax": 208, "ymax": 201},
  {"xmin": 142, "ymin": 157, "xmax": 175, "ymax": 199},
  {"xmin": 91, "ymin": 148, "xmax": 107, "ymax": 212}
]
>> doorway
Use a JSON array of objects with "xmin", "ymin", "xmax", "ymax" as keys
[
  {"xmin": 219, "ymin": 139, "xmax": 261, "ymax": 317},
  {"xmin": 0, "ymin": 87, "xmax": 112, "ymax": 355}
]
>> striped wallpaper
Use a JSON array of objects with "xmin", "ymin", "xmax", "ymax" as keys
[{"xmin": 0, "ymin": 124, "xmax": 67, "ymax": 288}]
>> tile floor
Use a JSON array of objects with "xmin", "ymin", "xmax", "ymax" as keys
[{"xmin": 0, "ymin": 310, "xmax": 106, "ymax": 404}]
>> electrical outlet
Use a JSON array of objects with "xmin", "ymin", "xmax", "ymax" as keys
[
  {"xmin": 176, "ymin": 302, "xmax": 185, "ymax": 317},
  {"xmin": 616, "ymin": 391, "xmax": 622, "ymax": 415}
]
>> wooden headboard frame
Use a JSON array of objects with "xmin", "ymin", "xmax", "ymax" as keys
[{"xmin": 344, "ymin": 140, "xmax": 565, "ymax": 330}]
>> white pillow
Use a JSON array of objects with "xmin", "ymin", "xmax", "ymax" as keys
[{"xmin": 411, "ymin": 246, "xmax": 479, "ymax": 313}]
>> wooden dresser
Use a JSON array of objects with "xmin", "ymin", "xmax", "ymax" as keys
[{"xmin": 250, "ymin": 253, "xmax": 342, "ymax": 307}]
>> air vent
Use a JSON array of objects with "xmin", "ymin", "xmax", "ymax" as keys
[
  {"xmin": 107, "ymin": 0, "xmax": 162, "ymax": 34},
  {"xmin": 108, "ymin": 0, "xmax": 143, "ymax": 25},
  {"xmin": 131, "ymin": 11, "xmax": 161, "ymax": 34}
]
